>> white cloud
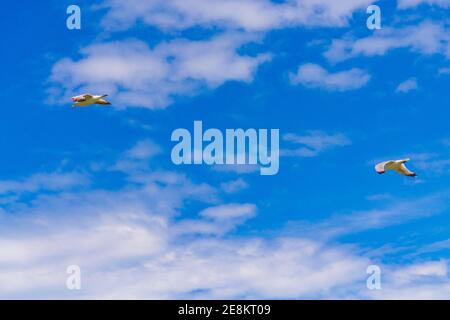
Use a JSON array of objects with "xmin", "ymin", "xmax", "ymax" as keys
[
  {"xmin": 99, "ymin": 0, "xmax": 373, "ymax": 32},
  {"xmin": 366, "ymin": 261, "xmax": 450, "ymax": 299},
  {"xmin": 125, "ymin": 139, "xmax": 162, "ymax": 160},
  {"xmin": 442, "ymin": 138, "xmax": 450, "ymax": 146},
  {"xmin": 396, "ymin": 78, "xmax": 419, "ymax": 93},
  {"xmin": 1, "ymin": 146, "xmax": 450, "ymax": 298},
  {"xmin": 412, "ymin": 152, "xmax": 450, "ymax": 175},
  {"xmin": 324, "ymin": 21, "xmax": 450, "ymax": 63},
  {"xmin": 0, "ymin": 163, "xmax": 372, "ymax": 298},
  {"xmin": 0, "ymin": 208, "xmax": 370, "ymax": 298},
  {"xmin": 112, "ymin": 139, "xmax": 162, "ymax": 173},
  {"xmin": 4, "ymin": 187, "xmax": 450, "ymax": 299},
  {"xmin": 49, "ymin": 35, "xmax": 271, "ymax": 109},
  {"xmin": 174, "ymin": 203, "xmax": 257, "ymax": 236},
  {"xmin": 220, "ymin": 178, "xmax": 249, "ymax": 194},
  {"xmin": 0, "ymin": 171, "xmax": 88, "ymax": 196},
  {"xmin": 366, "ymin": 193, "xmax": 393, "ymax": 201},
  {"xmin": 200, "ymin": 203, "xmax": 256, "ymax": 220},
  {"xmin": 288, "ymin": 193, "xmax": 449, "ymax": 239},
  {"xmin": 49, "ymin": 0, "xmax": 378, "ymax": 110},
  {"xmin": 398, "ymin": 0, "xmax": 450, "ymax": 9},
  {"xmin": 289, "ymin": 63, "xmax": 371, "ymax": 91},
  {"xmin": 438, "ymin": 67, "xmax": 450, "ymax": 75},
  {"xmin": 417, "ymin": 159, "xmax": 450, "ymax": 174},
  {"xmin": 420, "ymin": 238, "xmax": 450, "ymax": 254},
  {"xmin": 283, "ymin": 130, "xmax": 351, "ymax": 157}
]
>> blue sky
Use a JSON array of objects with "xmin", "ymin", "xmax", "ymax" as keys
[{"xmin": 2, "ymin": 0, "xmax": 450, "ymax": 299}]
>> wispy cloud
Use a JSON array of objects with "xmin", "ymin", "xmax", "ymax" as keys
[
  {"xmin": 111, "ymin": 139, "xmax": 162, "ymax": 173},
  {"xmin": 289, "ymin": 63, "xmax": 371, "ymax": 91},
  {"xmin": 398, "ymin": 0, "xmax": 450, "ymax": 9},
  {"xmin": 0, "ymin": 202, "xmax": 370, "ymax": 299},
  {"xmin": 396, "ymin": 78, "xmax": 419, "ymax": 93},
  {"xmin": 283, "ymin": 130, "xmax": 351, "ymax": 157},
  {"xmin": 220, "ymin": 178, "xmax": 249, "ymax": 194},
  {"xmin": 413, "ymin": 152, "xmax": 450, "ymax": 175},
  {"xmin": 0, "ymin": 151, "xmax": 371, "ymax": 298},
  {"xmin": 174, "ymin": 203, "xmax": 257, "ymax": 236},
  {"xmin": 286, "ymin": 192, "xmax": 449, "ymax": 239},
  {"xmin": 98, "ymin": 0, "xmax": 373, "ymax": 32},
  {"xmin": 3, "ymin": 176, "xmax": 449, "ymax": 298},
  {"xmin": 200, "ymin": 203, "xmax": 256, "ymax": 220},
  {"xmin": 366, "ymin": 261, "xmax": 450, "ymax": 299},
  {"xmin": 324, "ymin": 21, "xmax": 450, "ymax": 63},
  {"xmin": 438, "ymin": 67, "xmax": 450, "ymax": 75},
  {"xmin": 0, "ymin": 171, "xmax": 88, "ymax": 197},
  {"xmin": 125, "ymin": 139, "xmax": 162, "ymax": 160}
]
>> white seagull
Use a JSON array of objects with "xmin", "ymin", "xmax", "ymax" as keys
[
  {"xmin": 71, "ymin": 94, "xmax": 111, "ymax": 108},
  {"xmin": 375, "ymin": 159, "xmax": 417, "ymax": 177}
]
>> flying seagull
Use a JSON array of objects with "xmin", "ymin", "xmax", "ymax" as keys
[
  {"xmin": 375, "ymin": 159, "xmax": 417, "ymax": 177},
  {"xmin": 71, "ymin": 94, "xmax": 111, "ymax": 108}
]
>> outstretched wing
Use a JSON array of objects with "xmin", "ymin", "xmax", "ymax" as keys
[
  {"xmin": 94, "ymin": 99, "xmax": 111, "ymax": 105},
  {"xmin": 397, "ymin": 163, "xmax": 417, "ymax": 177},
  {"xmin": 375, "ymin": 161, "xmax": 394, "ymax": 174}
]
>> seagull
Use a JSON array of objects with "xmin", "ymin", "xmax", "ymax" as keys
[
  {"xmin": 375, "ymin": 159, "xmax": 417, "ymax": 177},
  {"xmin": 71, "ymin": 94, "xmax": 111, "ymax": 108}
]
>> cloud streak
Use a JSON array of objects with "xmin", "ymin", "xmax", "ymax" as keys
[
  {"xmin": 0, "ymin": 171, "xmax": 88, "ymax": 197},
  {"xmin": 286, "ymin": 192, "xmax": 449, "ymax": 239},
  {"xmin": 396, "ymin": 78, "xmax": 419, "ymax": 93},
  {"xmin": 289, "ymin": 63, "xmax": 371, "ymax": 91},
  {"xmin": 324, "ymin": 21, "xmax": 450, "ymax": 63},
  {"xmin": 99, "ymin": 0, "xmax": 374, "ymax": 32},
  {"xmin": 283, "ymin": 130, "xmax": 351, "ymax": 157}
]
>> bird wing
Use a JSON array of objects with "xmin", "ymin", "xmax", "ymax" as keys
[
  {"xmin": 375, "ymin": 161, "xmax": 394, "ymax": 174},
  {"xmin": 83, "ymin": 94, "xmax": 94, "ymax": 99},
  {"xmin": 397, "ymin": 163, "xmax": 416, "ymax": 177},
  {"xmin": 94, "ymin": 99, "xmax": 111, "ymax": 105}
]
